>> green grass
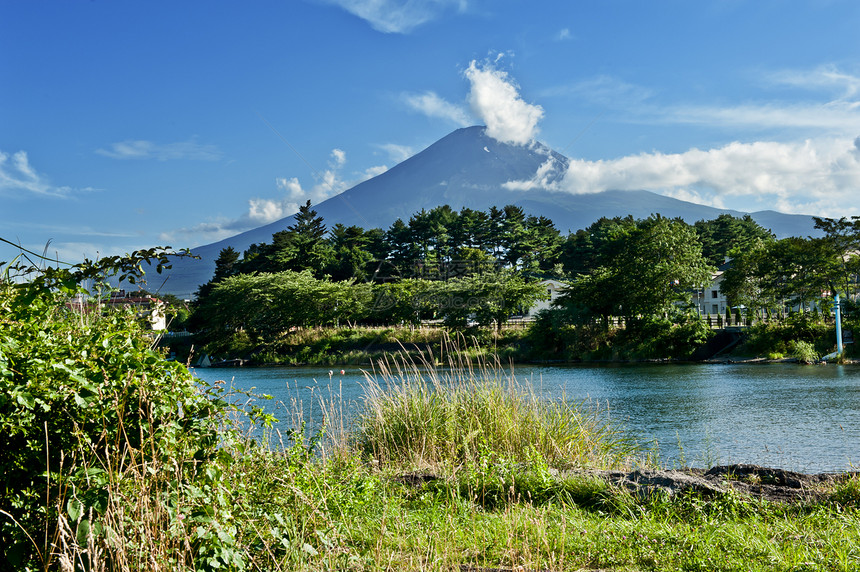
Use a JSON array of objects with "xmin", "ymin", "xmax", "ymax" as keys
[
  {"xmin": 20, "ymin": 342, "xmax": 860, "ymax": 571},
  {"xmin": 353, "ymin": 341, "xmax": 632, "ymax": 471}
]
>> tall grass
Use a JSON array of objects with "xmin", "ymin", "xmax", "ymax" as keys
[{"xmin": 353, "ymin": 337, "xmax": 634, "ymax": 471}]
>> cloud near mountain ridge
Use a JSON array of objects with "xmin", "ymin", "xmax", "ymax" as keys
[
  {"xmin": 505, "ymin": 135, "xmax": 860, "ymax": 218},
  {"xmin": 160, "ymin": 148, "xmax": 388, "ymax": 244}
]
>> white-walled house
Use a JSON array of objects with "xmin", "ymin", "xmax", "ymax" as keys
[
  {"xmin": 695, "ymin": 262, "xmax": 730, "ymax": 318},
  {"xmin": 524, "ymin": 279, "xmax": 568, "ymax": 318},
  {"xmin": 69, "ymin": 291, "xmax": 168, "ymax": 330}
]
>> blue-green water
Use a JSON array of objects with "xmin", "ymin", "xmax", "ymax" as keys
[{"xmin": 191, "ymin": 362, "xmax": 860, "ymax": 473}]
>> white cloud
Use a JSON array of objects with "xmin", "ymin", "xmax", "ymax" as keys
[
  {"xmin": 331, "ymin": 148, "xmax": 346, "ymax": 167},
  {"xmin": 503, "ymin": 156, "xmax": 566, "ymax": 191},
  {"xmin": 322, "ymin": 0, "xmax": 465, "ymax": 33},
  {"xmin": 362, "ymin": 164, "xmax": 389, "ymax": 178},
  {"xmin": 507, "ymin": 136, "xmax": 860, "ymax": 218},
  {"xmin": 96, "ymin": 139, "xmax": 222, "ymax": 161},
  {"xmin": 401, "ymin": 91, "xmax": 471, "ymax": 126},
  {"xmin": 0, "ymin": 150, "xmax": 93, "ymax": 198},
  {"xmin": 557, "ymin": 28, "xmax": 572, "ymax": 41},
  {"xmin": 162, "ymin": 148, "xmax": 389, "ymax": 244},
  {"xmin": 377, "ymin": 142, "xmax": 414, "ymax": 163},
  {"xmin": 767, "ymin": 65, "xmax": 860, "ymax": 101},
  {"xmin": 664, "ymin": 101, "xmax": 860, "ymax": 134},
  {"xmin": 464, "ymin": 59, "xmax": 544, "ymax": 145}
]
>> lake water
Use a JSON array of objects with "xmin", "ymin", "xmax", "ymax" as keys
[{"xmin": 191, "ymin": 362, "xmax": 860, "ymax": 473}]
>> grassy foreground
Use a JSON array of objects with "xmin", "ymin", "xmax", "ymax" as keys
[
  {"xmin": 3, "ymin": 275, "xmax": 858, "ymax": 572},
  {"xmin": 26, "ymin": 348, "xmax": 860, "ymax": 571}
]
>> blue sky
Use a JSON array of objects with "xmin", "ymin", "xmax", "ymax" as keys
[{"xmin": 3, "ymin": 0, "xmax": 860, "ymax": 265}]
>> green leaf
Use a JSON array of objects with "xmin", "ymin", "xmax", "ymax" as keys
[
  {"xmin": 15, "ymin": 391, "xmax": 35, "ymax": 409},
  {"xmin": 75, "ymin": 518, "xmax": 91, "ymax": 545},
  {"xmin": 67, "ymin": 497, "xmax": 84, "ymax": 522}
]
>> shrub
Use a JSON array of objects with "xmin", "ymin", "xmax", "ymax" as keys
[
  {"xmin": 789, "ymin": 340, "xmax": 819, "ymax": 364},
  {"xmin": 0, "ymin": 252, "xmax": 228, "ymax": 570}
]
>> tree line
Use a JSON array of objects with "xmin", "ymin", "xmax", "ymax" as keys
[
  {"xmin": 189, "ymin": 199, "xmax": 860, "ymax": 355},
  {"xmin": 721, "ymin": 216, "xmax": 860, "ymax": 320}
]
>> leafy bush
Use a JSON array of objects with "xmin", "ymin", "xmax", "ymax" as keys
[
  {"xmin": 615, "ymin": 309, "xmax": 713, "ymax": 360},
  {"xmin": 789, "ymin": 340, "xmax": 819, "ymax": 364},
  {"xmin": 0, "ymin": 252, "xmax": 227, "ymax": 570}
]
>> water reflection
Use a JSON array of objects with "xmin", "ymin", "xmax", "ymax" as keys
[{"xmin": 192, "ymin": 362, "xmax": 860, "ymax": 473}]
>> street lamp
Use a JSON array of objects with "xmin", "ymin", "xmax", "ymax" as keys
[{"xmin": 835, "ymin": 292, "xmax": 844, "ymax": 355}]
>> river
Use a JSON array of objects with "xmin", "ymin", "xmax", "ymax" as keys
[{"xmin": 191, "ymin": 362, "xmax": 860, "ymax": 473}]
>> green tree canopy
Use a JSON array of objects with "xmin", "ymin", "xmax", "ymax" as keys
[
  {"xmin": 693, "ymin": 214, "xmax": 774, "ymax": 267},
  {"xmin": 559, "ymin": 216, "xmax": 715, "ymax": 322}
]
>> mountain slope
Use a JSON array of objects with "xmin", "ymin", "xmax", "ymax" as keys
[{"xmin": 155, "ymin": 126, "xmax": 819, "ymax": 299}]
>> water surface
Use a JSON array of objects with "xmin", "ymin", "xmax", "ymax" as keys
[{"xmin": 192, "ymin": 362, "xmax": 860, "ymax": 473}]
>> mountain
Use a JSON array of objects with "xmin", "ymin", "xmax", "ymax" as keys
[{"xmin": 155, "ymin": 126, "xmax": 820, "ymax": 299}]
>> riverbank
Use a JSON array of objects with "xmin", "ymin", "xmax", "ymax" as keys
[
  {"xmin": 167, "ymin": 325, "xmax": 535, "ymax": 366},
  {"xmin": 51, "ymin": 363, "xmax": 860, "ymax": 571},
  {"xmin": 168, "ymin": 321, "xmax": 858, "ymax": 368}
]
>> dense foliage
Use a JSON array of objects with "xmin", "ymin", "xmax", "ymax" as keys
[
  {"xmin": 187, "ymin": 204, "xmax": 859, "ymax": 362},
  {"xmin": 0, "ymin": 251, "xmax": 231, "ymax": 570},
  {"xmin": 557, "ymin": 215, "xmax": 715, "ymax": 322},
  {"xmin": 188, "ymin": 204, "xmax": 845, "ymax": 360},
  {"xmin": 721, "ymin": 216, "xmax": 860, "ymax": 321}
]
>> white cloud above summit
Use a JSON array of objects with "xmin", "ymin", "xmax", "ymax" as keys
[
  {"xmin": 465, "ymin": 60, "xmax": 544, "ymax": 145},
  {"xmin": 402, "ymin": 58, "xmax": 545, "ymax": 146}
]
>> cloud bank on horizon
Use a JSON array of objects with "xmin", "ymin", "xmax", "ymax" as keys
[
  {"xmin": 401, "ymin": 58, "xmax": 860, "ymax": 220},
  {"xmin": 505, "ymin": 136, "xmax": 860, "ymax": 217}
]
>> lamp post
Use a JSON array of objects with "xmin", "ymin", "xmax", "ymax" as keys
[{"xmin": 835, "ymin": 292, "xmax": 844, "ymax": 355}]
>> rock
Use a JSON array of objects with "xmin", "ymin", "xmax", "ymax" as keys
[
  {"xmin": 705, "ymin": 464, "xmax": 805, "ymax": 488},
  {"xmin": 567, "ymin": 464, "xmax": 859, "ymax": 503},
  {"xmin": 620, "ymin": 469, "xmax": 727, "ymax": 497}
]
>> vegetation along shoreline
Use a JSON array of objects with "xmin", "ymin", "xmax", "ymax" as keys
[{"xmin": 151, "ymin": 206, "xmax": 860, "ymax": 369}]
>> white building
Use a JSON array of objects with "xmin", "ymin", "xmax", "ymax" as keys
[
  {"xmin": 524, "ymin": 279, "xmax": 568, "ymax": 318},
  {"xmin": 695, "ymin": 262, "xmax": 730, "ymax": 318}
]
